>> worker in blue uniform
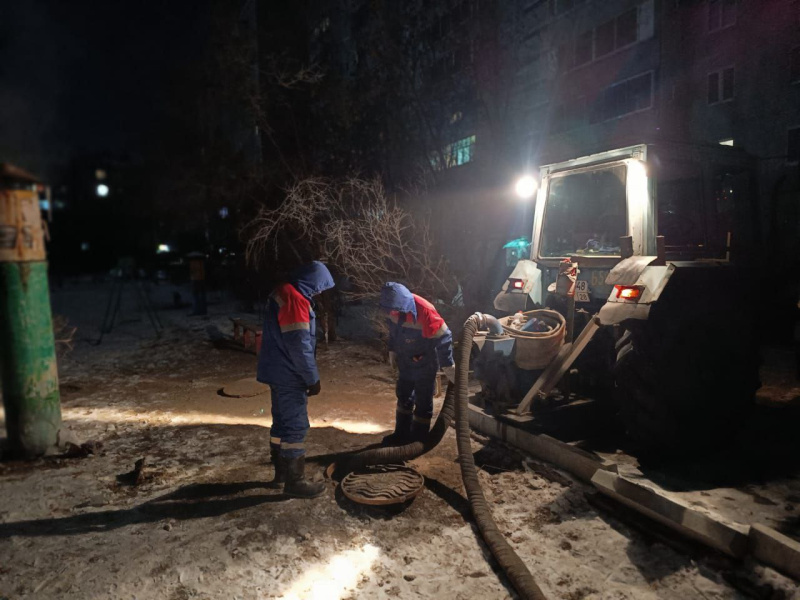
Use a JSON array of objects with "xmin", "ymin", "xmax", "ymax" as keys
[
  {"xmin": 257, "ymin": 261, "xmax": 334, "ymax": 498},
  {"xmin": 380, "ymin": 282, "xmax": 455, "ymax": 445}
]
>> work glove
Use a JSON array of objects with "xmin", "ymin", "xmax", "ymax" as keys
[
  {"xmin": 307, "ymin": 381, "xmax": 321, "ymax": 397},
  {"xmin": 388, "ymin": 351, "xmax": 397, "ymax": 369},
  {"xmin": 442, "ymin": 365, "xmax": 456, "ymax": 385}
]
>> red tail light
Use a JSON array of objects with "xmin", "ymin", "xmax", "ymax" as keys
[
  {"xmin": 614, "ymin": 285, "xmax": 643, "ymax": 301},
  {"xmin": 510, "ymin": 278, "xmax": 524, "ymax": 290}
]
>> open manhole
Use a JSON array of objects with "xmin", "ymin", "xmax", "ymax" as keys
[{"xmin": 340, "ymin": 464, "xmax": 425, "ymax": 506}]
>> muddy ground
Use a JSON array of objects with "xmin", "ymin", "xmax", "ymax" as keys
[{"xmin": 1, "ymin": 282, "xmax": 799, "ymax": 599}]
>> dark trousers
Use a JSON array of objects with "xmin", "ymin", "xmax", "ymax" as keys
[
  {"xmin": 396, "ymin": 372, "xmax": 436, "ymax": 426},
  {"xmin": 268, "ymin": 385, "xmax": 310, "ymax": 458}
]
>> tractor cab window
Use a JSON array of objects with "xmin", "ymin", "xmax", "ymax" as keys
[
  {"xmin": 712, "ymin": 168, "xmax": 751, "ymax": 255},
  {"xmin": 655, "ymin": 160, "xmax": 706, "ymax": 253},
  {"xmin": 540, "ymin": 164, "xmax": 627, "ymax": 258}
]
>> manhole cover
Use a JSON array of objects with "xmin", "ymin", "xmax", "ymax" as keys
[{"xmin": 340, "ymin": 464, "xmax": 425, "ymax": 506}]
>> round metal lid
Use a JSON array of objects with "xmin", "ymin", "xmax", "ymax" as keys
[{"xmin": 340, "ymin": 464, "xmax": 425, "ymax": 506}]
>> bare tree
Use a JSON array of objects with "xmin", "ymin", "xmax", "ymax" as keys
[{"xmin": 245, "ymin": 176, "xmax": 456, "ymax": 305}]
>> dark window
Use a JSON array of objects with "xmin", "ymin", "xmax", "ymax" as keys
[
  {"xmin": 540, "ymin": 164, "xmax": 627, "ymax": 257},
  {"xmin": 708, "ymin": 72, "xmax": 720, "ymax": 103},
  {"xmin": 656, "ymin": 160, "xmax": 706, "ymax": 251},
  {"xmin": 554, "ymin": 0, "xmax": 574, "ymax": 15},
  {"xmin": 553, "ymin": 95, "xmax": 586, "ymax": 132},
  {"xmin": 709, "ymin": 0, "xmax": 721, "ymax": 30},
  {"xmin": 575, "ymin": 30, "xmax": 593, "ymax": 66},
  {"xmin": 708, "ymin": 67, "xmax": 734, "ymax": 103},
  {"xmin": 616, "ymin": 9, "xmax": 638, "ymax": 48},
  {"xmin": 722, "ymin": 0, "xmax": 736, "ymax": 27},
  {"xmin": 711, "ymin": 168, "xmax": 749, "ymax": 254},
  {"xmin": 721, "ymin": 67, "xmax": 734, "ymax": 99},
  {"xmin": 595, "ymin": 19, "xmax": 615, "ymax": 57},
  {"xmin": 523, "ymin": 0, "xmax": 549, "ymax": 16},
  {"xmin": 709, "ymin": 0, "xmax": 736, "ymax": 31},
  {"xmin": 557, "ymin": 43, "xmax": 571, "ymax": 72},
  {"xmin": 789, "ymin": 128, "xmax": 800, "ymax": 163},
  {"xmin": 590, "ymin": 72, "xmax": 653, "ymax": 123},
  {"xmin": 791, "ymin": 47, "xmax": 800, "ymax": 82}
]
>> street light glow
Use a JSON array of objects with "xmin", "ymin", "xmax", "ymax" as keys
[
  {"xmin": 96, "ymin": 184, "xmax": 109, "ymax": 197},
  {"xmin": 515, "ymin": 175, "xmax": 537, "ymax": 199}
]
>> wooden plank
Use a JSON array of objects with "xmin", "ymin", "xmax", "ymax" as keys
[
  {"xmin": 467, "ymin": 404, "xmax": 617, "ymax": 482},
  {"xmin": 591, "ymin": 470, "xmax": 749, "ymax": 558},
  {"xmin": 749, "ymin": 524, "xmax": 800, "ymax": 580}
]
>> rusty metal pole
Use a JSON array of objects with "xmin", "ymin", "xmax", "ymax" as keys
[{"xmin": 0, "ymin": 165, "xmax": 62, "ymax": 458}]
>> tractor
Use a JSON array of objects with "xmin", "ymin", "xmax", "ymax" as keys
[{"xmin": 476, "ymin": 142, "xmax": 762, "ymax": 454}]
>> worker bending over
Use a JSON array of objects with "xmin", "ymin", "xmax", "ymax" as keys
[{"xmin": 380, "ymin": 282, "xmax": 455, "ymax": 445}]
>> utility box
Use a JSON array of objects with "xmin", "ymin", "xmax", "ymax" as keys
[{"xmin": 0, "ymin": 165, "xmax": 47, "ymax": 263}]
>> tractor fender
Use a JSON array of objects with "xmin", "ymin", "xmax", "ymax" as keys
[
  {"xmin": 598, "ymin": 263, "xmax": 675, "ymax": 325},
  {"xmin": 604, "ymin": 255, "xmax": 659, "ymax": 286},
  {"xmin": 493, "ymin": 259, "xmax": 543, "ymax": 312}
]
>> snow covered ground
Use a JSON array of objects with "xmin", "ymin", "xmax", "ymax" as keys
[{"xmin": 0, "ymin": 281, "xmax": 798, "ymax": 599}]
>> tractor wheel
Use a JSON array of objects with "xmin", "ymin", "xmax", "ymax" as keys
[{"xmin": 613, "ymin": 318, "xmax": 759, "ymax": 457}]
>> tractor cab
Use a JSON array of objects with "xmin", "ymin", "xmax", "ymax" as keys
[{"xmin": 495, "ymin": 142, "xmax": 757, "ymax": 314}]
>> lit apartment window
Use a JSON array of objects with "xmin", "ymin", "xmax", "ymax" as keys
[
  {"xmin": 708, "ymin": 67, "xmax": 734, "ymax": 104},
  {"xmin": 791, "ymin": 47, "xmax": 800, "ymax": 83},
  {"xmin": 430, "ymin": 135, "xmax": 476, "ymax": 171},
  {"xmin": 590, "ymin": 72, "xmax": 653, "ymax": 123},
  {"xmin": 789, "ymin": 128, "xmax": 800, "ymax": 163},
  {"xmin": 709, "ymin": 0, "xmax": 736, "ymax": 32}
]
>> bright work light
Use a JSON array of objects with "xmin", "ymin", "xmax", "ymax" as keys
[{"xmin": 514, "ymin": 175, "xmax": 537, "ymax": 199}]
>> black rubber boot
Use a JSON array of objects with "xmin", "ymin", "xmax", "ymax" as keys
[
  {"xmin": 283, "ymin": 456, "xmax": 325, "ymax": 498},
  {"xmin": 410, "ymin": 418, "xmax": 430, "ymax": 442},
  {"xmin": 382, "ymin": 410, "xmax": 413, "ymax": 446},
  {"xmin": 266, "ymin": 445, "xmax": 285, "ymax": 489}
]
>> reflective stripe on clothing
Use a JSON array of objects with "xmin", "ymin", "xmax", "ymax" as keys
[
  {"xmin": 258, "ymin": 282, "xmax": 319, "ymax": 387},
  {"xmin": 270, "ymin": 436, "xmax": 281, "ymax": 445},
  {"xmin": 412, "ymin": 414, "xmax": 431, "ymax": 424},
  {"xmin": 430, "ymin": 323, "xmax": 449, "ymax": 338},
  {"xmin": 269, "ymin": 385, "xmax": 310, "ymax": 458},
  {"xmin": 280, "ymin": 322, "xmax": 310, "ymax": 332},
  {"xmin": 281, "ymin": 441, "xmax": 305, "ymax": 450},
  {"xmin": 274, "ymin": 284, "xmax": 311, "ymax": 331}
]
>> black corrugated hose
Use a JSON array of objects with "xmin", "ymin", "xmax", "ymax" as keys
[
  {"xmin": 340, "ymin": 313, "xmax": 547, "ymax": 600},
  {"xmin": 454, "ymin": 316, "xmax": 547, "ymax": 600},
  {"xmin": 336, "ymin": 385, "xmax": 455, "ymax": 477}
]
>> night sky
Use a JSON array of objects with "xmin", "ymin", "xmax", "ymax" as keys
[{"xmin": 0, "ymin": 1, "xmax": 209, "ymax": 179}]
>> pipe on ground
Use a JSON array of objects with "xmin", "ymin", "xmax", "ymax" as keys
[{"xmin": 341, "ymin": 312, "xmax": 547, "ymax": 600}]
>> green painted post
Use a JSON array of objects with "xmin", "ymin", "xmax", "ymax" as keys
[
  {"xmin": 0, "ymin": 263, "xmax": 62, "ymax": 456},
  {"xmin": 0, "ymin": 165, "xmax": 62, "ymax": 458}
]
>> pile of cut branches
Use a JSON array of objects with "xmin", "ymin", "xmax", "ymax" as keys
[{"xmin": 245, "ymin": 176, "xmax": 456, "ymax": 305}]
